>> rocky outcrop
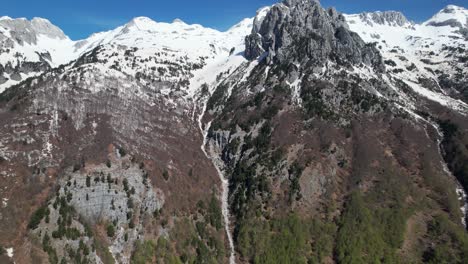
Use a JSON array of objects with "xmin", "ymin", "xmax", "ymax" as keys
[
  {"xmin": 245, "ymin": 0, "xmax": 384, "ymax": 72},
  {"xmin": 427, "ymin": 19, "xmax": 464, "ymax": 28},
  {"xmin": 29, "ymin": 154, "xmax": 164, "ymax": 264}
]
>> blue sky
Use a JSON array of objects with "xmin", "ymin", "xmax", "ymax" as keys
[{"xmin": 2, "ymin": 0, "xmax": 467, "ymax": 40}]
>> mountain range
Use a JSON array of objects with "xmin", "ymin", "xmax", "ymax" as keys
[{"xmin": 0, "ymin": 0, "xmax": 467, "ymax": 263}]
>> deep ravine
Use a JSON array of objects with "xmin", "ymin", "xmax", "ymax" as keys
[{"xmin": 197, "ymin": 101, "xmax": 236, "ymax": 264}]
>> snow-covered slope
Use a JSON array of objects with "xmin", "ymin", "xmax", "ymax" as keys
[
  {"xmin": 345, "ymin": 5, "xmax": 468, "ymax": 112},
  {"xmin": 345, "ymin": 5, "xmax": 467, "ymax": 49},
  {"xmin": 66, "ymin": 16, "xmax": 254, "ymax": 109},
  {"xmin": 425, "ymin": 5, "xmax": 468, "ymax": 29},
  {"xmin": 77, "ymin": 17, "xmax": 248, "ymax": 59},
  {"xmin": 0, "ymin": 15, "xmax": 254, "ymax": 93},
  {"xmin": 2, "ymin": 4, "xmax": 466, "ymax": 111}
]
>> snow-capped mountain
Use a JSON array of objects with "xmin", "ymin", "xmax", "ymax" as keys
[
  {"xmin": 345, "ymin": 5, "xmax": 468, "ymax": 111},
  {"xmin": 425, "ymin": 5, "xmax": 468, "ymax": 31},
  {"xmin": 0, "ymin": 15, "xmax": 253, "ymax": 93},
  {"xmin": 1, "ymin": 2, "xmax": 468, "ymax": 264},
  {"xmin": 203, "ymin": 2, "xmax": 468, "ymax": 263},
  {"xmin": 0, "ymin": 17, "xmax": 77, "ymax": 91},
  {"xmin": 2, "ymin": 5, "xmax": 465, "ymax": 108},
  {"xmin": 345, "ymin": 5, "xmax": 467, "ymax": 55},
  {"xmin": 71, "ymin": 16, "xmax": 253, "ymax": 99}
]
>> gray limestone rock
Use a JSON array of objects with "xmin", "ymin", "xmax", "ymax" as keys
[
  {"xmin": 244, "ymin": 0, "xmax": 385, "ymax": 72},
  {"xmin": 0, "ymin": 74, "xmax": 8, "ymax": 85},
  {"xmin": 427, "ymin": 19, "xmax": 463, "ymax": 28},
  {"xmin": 360, "ymin": 11, "xmax": 413, "ymax": 27},
  {"xmin": 9, "ymin": 72, "xmax": 21, "ymax": 81},
  {"xmin": 0, "ymin": 17, "xmax": 66, "ymax": 46}
]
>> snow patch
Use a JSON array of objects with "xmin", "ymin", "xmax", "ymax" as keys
[
  {"xmin": 402, "ymin": 80, "xmax": 468, "ymax": 114},
  {"xmin": 457, "ymin": 187, "xmax": 468, "ymax": 227},
  {"xmin": 6, "ymin": 247, "xmax": 13, "ymax": 258},
  {"xmin": 2, "ymin": 198, "xmax": 8, "ymax": 208}
]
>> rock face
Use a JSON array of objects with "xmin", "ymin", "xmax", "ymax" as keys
[
  {"xmin": 0, "ymin": 17, "xmax": 73, "ymax": 92},
  {"xmin": 358, "ymin": 11, "xmax": 413, "ymax": 27},
  {"xmin": 65, "ymin": 159, "xmax": 163, "ymax": 225},
  {"xmin": 245, "ymin": 0, "xmax": 384, "ymax": 72},
  {"xmin": 30, "ymin": 153, "xmax": 164, "ymax": 264},
  {"xmin": 0, "ymin": 17, "xmax": 67, "ymax": 45},
  {"xmin": 427, "ymin": 18, "xmax": 464, "ymax": 28},
  {"xmin": 204, "ymin": 1, "xmax": 468, "ymax": 264}
]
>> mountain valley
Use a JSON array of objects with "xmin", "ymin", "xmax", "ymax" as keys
[{"xmin": 0, "ymin": 0, "xmax": 468, "ymax": 263}]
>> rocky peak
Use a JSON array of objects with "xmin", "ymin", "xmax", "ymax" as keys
[
  {"xmin": 0, "ymin": 17, "xmax": 67, "ymax": 46},
  {"xmin": 251, "ymin": 7, "xmax": 271, "ymax": 33},
  {"xmin": 359, "ymin": 11, "xmax": 413, "ymax": 27},
  {"xmin": 244, "ymin": 0, "xmax": 384, "ymax": 72},
  {"xmin": 30, "ymin": 17, "xmax": 68, "ymax": 39},
  {"xmin": 282, "ymin": 0, "xmax": 320, "ymax": 7}
]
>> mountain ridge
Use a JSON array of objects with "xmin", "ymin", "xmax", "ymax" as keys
[
  {"xmin": 0, "ymin": 14, "xmax": 254, "ymax": 93},
  {"xmin": 0, "ymin": 1, "xmax": 468, "ymax": 263},
  {"xmin": 1, "ymin": 4, "xmax": 465, "ymax": 93}
]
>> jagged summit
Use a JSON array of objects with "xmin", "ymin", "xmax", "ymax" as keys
[
  {"xmin": 244, "ymin": 0, "xmax": 383, "ymax": 71},
  {"xmin": 283, "ymin": 0, "xmax": 320, "ymax": 7},
  {"xmin": 251, "ymin": 6, "xmax": 271, "ymax": 32}
]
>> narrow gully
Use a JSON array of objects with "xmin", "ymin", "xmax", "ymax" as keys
[
  {"xmin": 433, "ymin": 122, "xmax": 468, "ymax": 228},
  {"xmin": 197, "ymin": 102, "xmax": 236, "ymax": 264}
]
